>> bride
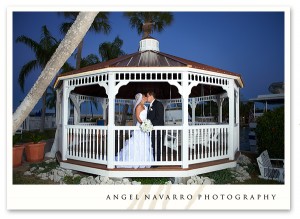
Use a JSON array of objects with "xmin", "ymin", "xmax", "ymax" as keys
[{"xmin": 115, "ymin": 93, "xmax": 153, "ymax": 168}]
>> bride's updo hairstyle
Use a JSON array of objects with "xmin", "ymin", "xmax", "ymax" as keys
[
  {"xmin": 133, "ymin": 93, "xmax": 143, "ymax": 125},
  {"xmin": 135, "ymin": 93, "xmax": 142, "ymax": 102}
]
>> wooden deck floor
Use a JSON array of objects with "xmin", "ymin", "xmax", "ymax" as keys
[{"xmin": 57, "ymin": 151, "xmax": 240, "ymax": 172}]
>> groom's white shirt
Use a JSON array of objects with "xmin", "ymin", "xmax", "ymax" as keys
[{"xmin": 149, "ymin": 99, "xmax": 155, "ymax": 108}]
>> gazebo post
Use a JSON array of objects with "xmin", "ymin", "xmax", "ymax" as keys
[
  {"xmin": 218, "ymin": 97, "xmax": 224, "ymax": 123},
  {"xmin": 70, "ymin": 94, "xmax": 81, "ymax": 125},
  {"xmin": 62, "ymin": 80, "xmax": 71, "ymax": 161},
  {"xmin": 100, "ymin": 98, "xmax": 108, "ymax": 122},
  {"xmin": 107, "ymin": 73, "xmax": 116, "ymax": 169},
  {"xmin": 191, "ymin": 98, "xmax": 196, "ymax": 125},
  {"xmin": 162, "ymin": 102, "xmax": 169, "ymax": 123},
  {"xmin": 181, "ymin": 73, "xmax": 190, "ymax": 168},
  {"xmin": 227, "ymin": 80, "xmax": 235, "ymax": 160},
  {"xmin": 236, "ymin": 87, "xmax": 240, "ymax": 151}
]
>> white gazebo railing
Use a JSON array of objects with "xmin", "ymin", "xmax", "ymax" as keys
[
  {"xmin": 64, "ymin": 123, "xmax": 230, "ymax": 168},
  {"xmin": 66, "ymin": 125, "xmax": 108, "ymax": 165},
  {"xmin": 187, "ymin": 125, "xmax": 229, "ymax": 164}
]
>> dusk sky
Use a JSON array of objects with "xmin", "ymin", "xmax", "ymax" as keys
[{"xmin": 12, "ymin": 11, "xmax": 284, "ymax": 113}]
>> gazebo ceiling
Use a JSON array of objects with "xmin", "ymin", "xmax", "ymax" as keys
[{"xmin": 72, "ymin": 82, "xmax": 225, "ymax": 99}]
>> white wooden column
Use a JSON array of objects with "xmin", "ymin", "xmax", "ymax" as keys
[
  {"xmin": 70, "ymin": 94, "xmax": 82, "ymax": 125},
  {"xmin": 107, "ymin": 73, "xmax": 116, "ymax": 169},
  {"xmin": 218, "ymin": 98, "xmax": 224, "ymax": 123},
  {"xmin": 162, "ymin": 102, "xmax": 168, "ymax": 123},
  {"xmin": 191, "ymin": 98, "xmax": 196, "ymax": 125},
  {"xmin": 62, "ymin": 80, "xmax": 71, "ymax": 161},
  {"xmin": 181, "ymin": 73, "xmax": 190, "ymax": 168},
  {"xmin": 227, "ymin": 80, "xmax": 235, "ymax": 160},
  {"xmin": 236, "ymin": 87, "xmax": 240, "ymax": 151}
]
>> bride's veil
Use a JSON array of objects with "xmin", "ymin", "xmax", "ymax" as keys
[{"xmin": 132, "ymin": 93, "xmax": 143, "ymax": 125}]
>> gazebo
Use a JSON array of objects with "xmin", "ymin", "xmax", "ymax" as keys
[{"xmin": 51, "ymin": 36, "xmax": 244, "ymax": 177}]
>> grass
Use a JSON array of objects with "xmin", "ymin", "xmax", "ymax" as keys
[
  {"xmin": 63, "ymin": 175, "xmax": 83, "ymax": 184},
  {"xmin": 29, "ymin": 160, "xmax": 59, "ymax": 174},
  {"xmin": 131, "ymin": 177, "xmax": 170, "ymax": 185},
  {"xmin": 201, "ymin": 168, "xmax": 235, "ymax": 184}
]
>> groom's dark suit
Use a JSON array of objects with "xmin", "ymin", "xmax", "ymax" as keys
[{"xmin": 147, "ymin": 99, "xmax": 164, "ymax": 161}]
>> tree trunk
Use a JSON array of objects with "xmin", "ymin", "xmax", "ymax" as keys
[
  {"xmin": 13, "ymin": 12, "xmax": 98, "ymax": 134},
  {"xmin": 76, "ymin": 39, "xmax": 84, "ymax": 70},
  {"xmin": 39, "ymin": 90, "xmax": 47, "ymax": 132}
]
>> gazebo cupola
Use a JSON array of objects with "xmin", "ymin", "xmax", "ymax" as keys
[
  {"xmin": 52, "ymin": 31, "xmax": 244, "ymax": 178},
  {"xmin": 139, "ymin": 36, "xmax": 159, "ymax": 52}
]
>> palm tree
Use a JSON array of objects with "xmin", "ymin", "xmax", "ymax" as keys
[
  {"xmin": 124, "ymin": 12, "xmax": 173, "ymax": 38},
  {"xmin": 59, "ymin": 12, "xmax": 110, "ymax": 69},
  {"xmin": 80, "ymin": 54, "xmax": 101, "ymax": 66},
  {"xmin": 16, "ymin": 25, "xmax": 60, "ymax": 132},
  {"xmin": 13, "ymin": 12, "xmax": 99, "ymax": 134},
  {"xmin": 98, "ymin": 36, "xmax": 125, "ymax": 62}
]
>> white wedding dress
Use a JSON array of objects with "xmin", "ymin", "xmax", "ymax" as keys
[{"xmin": 115, "ymin": 108, "xmax": 153, "ymax": 168}]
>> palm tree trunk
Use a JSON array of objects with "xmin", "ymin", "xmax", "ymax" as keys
[
  {"xmin": 76, "ymin": 39, "xmax": 84, "ymax": 69},
  {"xmin": 40, "ymin": 90, "xmax": 47, "ymax": 132},
  {"xmin": 13, "ymin": 12, "xmax": 98, "ymax": 134}
]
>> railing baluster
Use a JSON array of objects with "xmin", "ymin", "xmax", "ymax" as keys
[
  {"xmin": 85, "ymin": 129, "xmax": 88, "ymax": 158},
  {"xmin": 170, "ymin": 129, "xmax": 173, "ymax": 162},
  {"xmin": 160, "ymin": 129, "xmax": 163, "ymax": 162},
  {"xmin": 92, "ymin": 128, "xmax": 95, "ymax": 159},
  {"xmin": 75, "ymin": 128, "xmax": 78, "ymax": 157},
  {"xmin": 96, "ymin": 128, "xmax": 98, "ymax": 160},
  {"xmin": 104, "ymin": 129, "xmax": 106, "ymax": 160}
]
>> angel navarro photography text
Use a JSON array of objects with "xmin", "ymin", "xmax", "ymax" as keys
[{"xmin": 106, "ymin": 193, "xmax": 277, "ymax": 201}]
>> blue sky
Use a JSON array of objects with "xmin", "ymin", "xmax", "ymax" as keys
[{"xmin": 12, "ymin": 11, "xmax": 284, "ymax": 113}]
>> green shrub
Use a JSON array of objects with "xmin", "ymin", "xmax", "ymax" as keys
[
  {"xmin": 63, "ymin": 175, "xmax": 83, "ymax": 184},
  {"xmin": 255, "ymin": 106, "xmax": 284, "ymax": 158},
  {"xmin": 201, "ymin": 168, "xmax": 235, "ymax": 184},
  {"xmin": 131, "ymin": 177, "xmax": 170, "ymax": 184}
]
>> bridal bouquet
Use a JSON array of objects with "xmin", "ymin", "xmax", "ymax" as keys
[{"xmin": 140, "ymin": 119, "xmax": 153, "ymax": 133}]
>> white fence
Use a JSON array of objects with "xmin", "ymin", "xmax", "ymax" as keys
[
  {"xmin": 21, "ymin": 116, "xmax": 56, "ymax": 131},
  {"xmin": 65, "ymin": 124, "xmax": 230, "ymax": 168}
]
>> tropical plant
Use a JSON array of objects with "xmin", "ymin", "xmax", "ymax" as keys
[
  {"xmin": 80, "ymin": 54, "xmax": 101, "ymax": 67},
  {"xmin": 124, "ymin": 12, "xmax": 173, "ymax": 38},
  {"xmin": 29, "ymin": 132, "xmax": 44, "ymax": 144},
  {"xmin": 16, "ymin": 25, "xmax": 60, "ymax": 132},
  {"xmin": 59, "ymin": 12, "xmax": 110, "ymax": 69},
  {"xmin": 99, "ymin": 36, "xmax": 125, "ymax": 62},
  {"xmin": 13, "ymin": 12, "xmax": 99, "ymax": 134},
  {"xmin": 255, "ymin": 106, "xmax": 284, "ymax": 159}
]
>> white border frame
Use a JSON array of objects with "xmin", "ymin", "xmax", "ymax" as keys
[{"xmin": 6, "ymin": 6, "xmax": 290, "ymax": 211}]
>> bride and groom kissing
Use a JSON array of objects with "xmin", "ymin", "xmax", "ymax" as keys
[{"xmin": 115, "ymin": 91, "xmax": 164, "ymax": 168}]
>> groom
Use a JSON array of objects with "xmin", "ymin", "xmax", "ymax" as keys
[{"xmin": 146, "ymin": 91, "xmax": 164, "ymax": 162}]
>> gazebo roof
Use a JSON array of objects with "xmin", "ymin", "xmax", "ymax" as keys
[
  {"xmin": 55, "ymin": 37, "xmax": 244, "ymax": 99},
  {"xmin": 55, "ymin": 50, "xmax": 243, "ymax": 85}
]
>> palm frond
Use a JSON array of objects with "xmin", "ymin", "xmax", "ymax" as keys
[
  {"xmin": 18, "ymin": 60, "xmax": 38, "ymax": 92},
  {"xmin": 60, "ymin": 62, "xmax": 75, "ymax": 74},
  {"xmin": 81, "ymin": 54, "xmax": 100, "ymax": 67},
  {"xmin": 60, "ymin": 22, "xmax": 73, "ymax": 35},
  {"xmin": 16, "ymin": 36, "xmax": 41, "ymax": 55}
]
